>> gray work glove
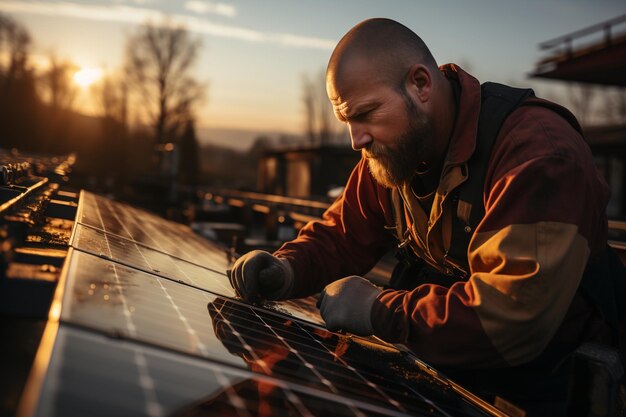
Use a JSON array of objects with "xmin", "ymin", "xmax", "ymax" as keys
[
  {"xmin": 229, "ymin": 250, "xmax": 294, "ymax": 302},
  {"xmin": 318, "ymin": 276, "xmax": 382, "ymax": 336}
]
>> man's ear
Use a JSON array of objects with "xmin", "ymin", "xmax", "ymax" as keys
[{"xmin": 406, "ymin": 64, "xmax": 432, "ymax": 103}]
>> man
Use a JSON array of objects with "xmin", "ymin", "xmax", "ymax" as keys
[{"xmin": 230, "ymin": 18, "xmax": 616, "ymax": 414}]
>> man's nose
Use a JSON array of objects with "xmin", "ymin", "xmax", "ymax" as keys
[{"xmin": 348, "ymin": 123, "xmax": 372, "ymax": 151}]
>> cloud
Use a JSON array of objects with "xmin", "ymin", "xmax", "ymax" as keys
[
  {"xmin": 184, "ymin": 1, "xmax": 236, "ymax": 18},
  {"xmin": 115, "ymin": 0, "xmax": 155, "ymax": 4},
  {"xmin": 0, "ymin": 1, "xmax": 334, "ymax": 50}
]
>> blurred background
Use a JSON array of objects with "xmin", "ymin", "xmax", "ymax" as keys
[{"xmin": 1, "ymin": 0, "xmax": 625, "ymax": 238}]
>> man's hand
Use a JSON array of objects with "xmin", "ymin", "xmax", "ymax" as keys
[
  {"xmin": 318, "ymin": 276, "xmax": 382, "ymax": 336},
  {"xmin": 229, "ymin": 250, "xmax": 294, "ymax": 302}
]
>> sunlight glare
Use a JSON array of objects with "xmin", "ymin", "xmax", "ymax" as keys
[{"xmin": 73, "ymin": 67, "xmax": 102, "ymax": 88}]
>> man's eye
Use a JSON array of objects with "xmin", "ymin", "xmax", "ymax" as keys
[{"xmin": 353, "ymin": 111, "xmax": 371, "ymax": 121}]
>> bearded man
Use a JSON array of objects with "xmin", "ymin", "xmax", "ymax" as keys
[{"xmin": 230, "ymin": 18, "xmax": 621, "ymax": 416}]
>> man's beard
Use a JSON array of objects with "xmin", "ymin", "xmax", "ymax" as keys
[{"xmin": 364, "ymin": 93, "xmax": 435, "ymax": 189}]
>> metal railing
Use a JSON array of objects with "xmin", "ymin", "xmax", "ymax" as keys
[
  {"xmin": 204, "ymin": 189, "xmax": 332, "ymax": 216},
  {"xmin": 538, "ymin": 14, "xmax": 626, "ymax": 59}
]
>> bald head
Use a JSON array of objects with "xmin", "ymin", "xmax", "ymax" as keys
[{"xmin": 327, "ymin": 18, "xmax": 438, "ymax": 90}]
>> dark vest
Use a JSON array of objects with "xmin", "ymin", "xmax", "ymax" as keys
[{"xmin": 390, "ymin": 82, "xmax": 626, "ymax": 334}]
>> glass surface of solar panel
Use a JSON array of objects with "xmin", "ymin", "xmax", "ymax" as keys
[
  {"xmin": 71, "ymin": 222, "xmax": 324, "ymax": 325},
  {"xmin": 74, "ymin": 193, "xmax": 325, "ymax": 324},
  {"xmin": 77, "ymin": 191, "xmax": 231, "ymax": 271},
  {"xmin": 72, "ymin": 223, "xmax": 236, "ymax": 297},
  {"xmin": 59, "ymin": 250, "xmax": 489, "ymax": 417},
  {"xmin": 37, "ymin": 326, "xmax": 408, "ymax": 417}
]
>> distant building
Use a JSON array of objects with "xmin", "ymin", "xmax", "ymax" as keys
[{"xmin": 257, "ymin": 144, "xmax": 360, "ymax": 199}]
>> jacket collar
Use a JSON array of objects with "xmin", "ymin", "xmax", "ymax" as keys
[{"xmin": 439, "ymin": 64, "xmax": 481, "ymax": 168}]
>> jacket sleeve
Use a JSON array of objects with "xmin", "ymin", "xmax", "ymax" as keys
[
  {"xmin": 274, "ymin": 158, "xmax": 395, "ymax": 298},
  {"xmin": 371, "ymin": 106, "xmax": 610, "ymax": 369}
]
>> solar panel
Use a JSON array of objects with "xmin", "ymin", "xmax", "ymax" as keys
[
  {"xmin": 36, "ymin": 326, "xmax": 415, "ymax": 417},
  {"xmin": 21, "ymin": 191, "xmax": 499, "ymax": 417},
  {"xmin": 74, "ymin": 191, "xmax": 323, "ymax": 325},
  {"xmin": 71, "ymin": 223, "xmax": 236, "ymax": 298},
  {"xmin": 77, "ymin": 191, "xmax": 230, "ymax": 270}
]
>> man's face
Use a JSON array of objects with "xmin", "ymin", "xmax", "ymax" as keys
[
  {"xmin": 328, "ymin": 69, "xmax": 435, "ymax": 188},
  {"xmin": 363, "ymin": 88, "xmax": 435, "ymax": 188}
]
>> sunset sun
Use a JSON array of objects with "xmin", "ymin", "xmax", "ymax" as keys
[{"xmin": 72, "ymin": 67, "xmax": 102, "ymax": 88}]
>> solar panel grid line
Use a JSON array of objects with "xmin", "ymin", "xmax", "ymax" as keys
[
  {"xmin": 174, "ymin": 261, "xmax": 234, "ymax": 297},
  {"xmin": 65, "ymin": 194, "xmax": 494, "ymax": 416},
  {"xmin": 51, "ymin": 244, "xmax": 422, "ymax": 416},
  {"xmin": 76, "ymin": 208, "xmax": 234, "ymax": 292},
  {"xmin": 135, "ymin": 351, "xmax": 165, "ymax": 417},
  {"xmin": 290, "ymin": 318, "xmax": 406, "ymax": 411},
  {"xmin": 68, "ymin": 249, "xmax": 243, "ymax": 370},
  {"xmin": 291, "ymin": 318, "xmax": 451, "ymax": 417},
  {"xmin": 39, "ymin": 326, "xmax": 213, "ymax": 417},
  {"xmin": 73, "ymin": 221, "xmax": 328, "ymax": 330},
  {"xmin": 101, "ymin": 194, "xmax": 228, "ymax": 268},
  {"xmin": 78, "ymin": 210, "xmax": 229, "ymax": 280},
  {"xmin": 79, "ymin": 192, "xmax": 229, "ymax": 273},
  {"xmin": 153, "ymin": 277, "xmax": 211, "ymax": 356},
  {"xmin": 75, "ymin": 190, "xmax": 97, "ymax": 229},
  {"xmin": 248, "ymin": 307, "xmax": 387, "ymax": 404},
  {"xmin": 83, "ymin": 209, "xmax": 228, "ymax": 361},
  {"xmin": 212, "ymin": 330, "xmax": 388, "ymax": 391},
  {"xmin": 53, "ymin": 322, "xmax": 419, "ymax": 417},
  {"xmin": 196, "ymin": 356, "xmax": 405, "ymax": 417},
  {"xmin": 59, "ymin": 254, "xmax": 424, "ymax": 416},
  {"xmin": 281, "ymin": 388, "xmax": 321, "ymax": 417},
  {"xmin": 104, "ymin": 198, "xmax": 156, "ymax": 240},
  {"xmin": 95, "ymin": 204, "xmax": 165, "ymax": 417},
  {"xmin": 212, "ymin": 369, "xmax": 254, "ymax": 417},
  {"xmin": 68, "ymin": 247, "xmax": 372, "ymax": 396},
  {"xmin": 120, "ymin": 202, "xmax": 220, "ymax": 255},
  {"xmin": 152, "ymin": 247, "xmax": 234, "ymax": 298},
  {"xmin": 212, "ymin": 303, "xmax": 306, "ymax": 378},
  {"xmin": 240, "ymin": 380, "xmax": 320, "ymax": 417},
  {"xmin": 100, "ymin": 198, "xmax": 132, "ymax": 238},
  {"xmin": 71, "ymin": 225, "xmax": 236, "ymax": 298},
  {"xmin": 239, "ymin": 309, "xmax": 456, "ymax": 416},
  {"xmin": 214, "ymin": 303, "xmax": 376, "ymax": 366},
  {"xmin": 54, "ymin": 319, "xmax": 394, "ymax": 417},
  {"xmin": 203, "ymin": 297, "xmax": 433, "ymax": 403},
  {"xmin": 217, "ymin": 299, "xmax": 328, "ymax": 333},
  {"xmin": 122, "ymin": 277, "xmax": 219, "ymax": 355},
  {"xmin": 79, "ymin": 193, "xmax": 329, "ymax": 327},
  {"xmin": 96, "ymin": 207, "xmax": 205, "ymax": 346},
  {"xmin": 224, "ymin": 312, "xmax": 359, "ymax": 382}
]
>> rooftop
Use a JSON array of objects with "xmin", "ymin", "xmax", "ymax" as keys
[{"xmin": 531, "ymin": 14, "xmax": 626, "ymax": 86}]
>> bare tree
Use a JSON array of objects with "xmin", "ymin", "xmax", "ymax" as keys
[
  {"xmin": 96, "ymin": 72, "xmax": 128, "ymax": 126},
  {"xmin": 603, "ymin": 87, "xmax": 626, "ymax": 125},
  {"xmin": 302, "ymin": 69, "xmax": 340, "ymax": 146},
  {"xmin": 0, "ymin": 13, "xmax": 31, "ymax": 85},
  {"xmin": 40, "ymin": 54, "xmax": 78, "ymax": 111},
  {"xmin": 567, "ymin": 83, "xmax": 597, "ymax": 127},
  {"xmin": 302, "ymin": 74, "xmax": 316, "ymax": 144},
  {"xmin": 125, "ymin": 18, "xmax": 205, "ymax": 144}
]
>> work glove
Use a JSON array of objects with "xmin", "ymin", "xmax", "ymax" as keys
[
  {"xmin": 318, "ymin": 276, "xmax": 382, "ymax": 336},
  {"xmin": 229, "ymin": 250, "xmax": 294, "ymax": 302}
]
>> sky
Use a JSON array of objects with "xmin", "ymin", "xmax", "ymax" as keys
[{"xmin": 1, "ymin": 0, "xmax": 626, "ymax": 141}]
